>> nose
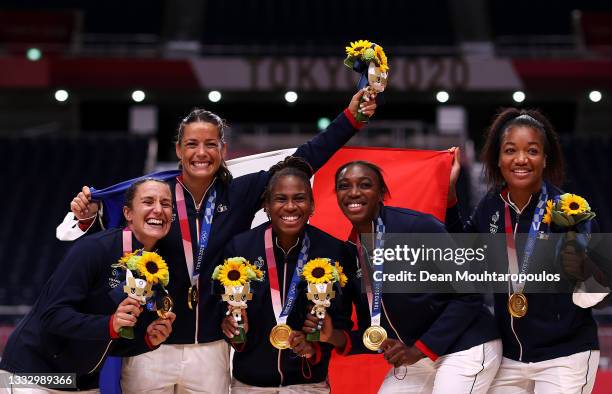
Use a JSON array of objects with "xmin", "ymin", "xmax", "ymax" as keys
[
  {"xmin": 515, "ymin": 151, "xmax": 528, "ymax": 165},
  {"xmin": 285, "ymin": 199, "xmax": 297, "ymax": 210},
  {"xmin": 348, "ymin": 185, "xmax": 360, "ymax": 198},
  {"xmin": 152, "ymin": 200, "xmax": 163, "ymax": 213},
  {"xmin": 196, "ymin": 143, "xmax": 208, "ymax": 156}
]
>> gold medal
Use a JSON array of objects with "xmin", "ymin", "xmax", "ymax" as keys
[
  {"xmin": 157, "ymin": 295, "xmax": 174, "ymax": 319},
  {"xmin": 508, "ymin": 292, "xmax": 528, "ymax": 318},
  {"xmin": 187, "ymin": 285, "xmax": 199, "ymax": 310},
  {"xmin": 363, "ymin": 325, "xmax": 387, "ymax": 351},
  {"xmin": 269, "ymin": 324, "xmax": 292, "ymax": 350}
]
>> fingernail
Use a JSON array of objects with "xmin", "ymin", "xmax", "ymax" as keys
[{"xmin": 235, "ymin": 330, "xmax": 240, "ymax": 335}]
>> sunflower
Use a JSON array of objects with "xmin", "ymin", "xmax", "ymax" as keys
[
  {"xmin": 334, "ymin": 262, "xmax": 348, "ymax": 287},
  {"xmin": 346, "ymin": 40, "xmax": 372, "ymax": 57},
  {"xmin": 136, "ymin": 252, "xmax": 169, "ymax": 286},
  {"xmin": 559, "ymin": 193, "xmax": 589, "ymax": 215},
  {"xmin": 218, "ymin": 259, "xmax": 248, "ymax": 287},
  {"xmin": 302, "ymin": 258, "xmax": 334, "ymax": 284},
  {"xmin": 542, "ymin": 199, "xmax": 553, "ymax": 225},
  {"xmin": 374, "ymin": 45, "xmax": 389, "ymax": 72}
]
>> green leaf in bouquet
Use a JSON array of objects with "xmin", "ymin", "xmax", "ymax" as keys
[
  {"xmin": 344, "ymin": 56, "xmax": 356, "ymax": 69},
  {"xmin": 211, "ymin": 264, "xmax": 221, "ymax": 280},
  {"xmin": 572, "ymin": 211, "xmax": 596, "ymax": 224},
  {"xmin": 551, "ymin": 210, "xmax": 573, "ymax": 227}
]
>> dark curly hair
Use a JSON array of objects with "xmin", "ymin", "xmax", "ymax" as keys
[
  {"xmin": 481, "ymin": 108, "xmax": 564, "ymax": 190},
  {"xmin": 262, "ymin": 156, "xmax": 314, "ymax": 204}
]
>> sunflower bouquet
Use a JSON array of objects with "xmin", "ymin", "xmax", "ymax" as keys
[
  {"xmin": 344, "ymin": 39, "xmax": 389, "ymax": 122},
  {"xmin": 301, "ymin": 258, "xmax": 348, "ymax": 341},
  {"xmin": 112, "ymin": 250, "xmax": 171, "ymax": 339},
  {"xmin": 543, "ymin": 193, "xmax": 596, "ymax": 249},
  {"xmin": 212, "ymin": 257, "xmax": 264, "ymax": 343}
]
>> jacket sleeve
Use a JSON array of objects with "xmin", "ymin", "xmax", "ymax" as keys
[
  {"xmin": 445, "ymin": 198, "xmax": 483, "ymax": 234},
  {"xmin": 415, "ymin": 293, "xmax": 483, "ymax": 360},
  {"xmin": 40, "ymin": 238, "xmax": 114, "ymax": 341}
]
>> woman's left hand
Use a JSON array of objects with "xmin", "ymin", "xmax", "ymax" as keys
[
  {"xmin": 447, "ymin": 147, "xmax": 461, "ymax": 206},
  {"xmin": 146, "ymin": 312, "xmax": 176, "ymax": 347},
  {"xmin": 348, "ymin": 89, "xmax": 377, "ymax": 120},
  {"xmin": 289, "ymin": 331, "xmax": 314, "ymax": 358},
  {"xmin": 380, "ymin": 338, "xmax": 425, "ymax": 367},
  {"xmin": 560, "ymin": 243, "xmax": 589, "ymax": 281}
]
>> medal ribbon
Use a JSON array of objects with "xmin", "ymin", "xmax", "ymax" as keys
[
  {"xmin": 504, "ymin": 183, "xmax": 548, "ymax": 293},
  {"xmin": 351, "ymin": 217, "xmax": 385, "ymax": 327},
  {"xmin": 175, "ymin": 177, "xmax": 216, "ymax": 286},
  {"xmin": 264, "ymin": 226, "xmax": 310, "ymax": 325},
  {"xmin": 122, "ymin": 227, "xmax": 132, "ymax": 255}
]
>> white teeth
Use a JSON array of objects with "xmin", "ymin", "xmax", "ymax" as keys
[
  {"xmin": 282, "ymin": 216, "xmax": 299, "ymax": 222},
  {"xmin": 193, "ymin": 162, "xmax": 210, "ymax": 168},
  {"xmin": 348, "ymin": 203, "xmax": 363, "ymax": 208},
  {"xmin": 146, "ymin": 219, "xmax": 163, "ymax": 225}
]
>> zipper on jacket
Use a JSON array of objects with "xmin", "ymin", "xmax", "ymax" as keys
[
  {"xmin": 176, "ymin": 178, "xmax": 215, "ymax": 344},
  {"xmin": 88, "ymin": 340, "xmax": 113, "ymax": 375},
  {"xmin": 277, "ymin": 260, "xmax": 289, "ymax": 386},
  {"xmin": 504, "ymin": 196, "xmax": 525, "ymax": 361}
]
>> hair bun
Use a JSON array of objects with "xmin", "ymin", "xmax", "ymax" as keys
[{"xmin": 269, "ymin": 156, "xmax": 313, "ymax": 179}]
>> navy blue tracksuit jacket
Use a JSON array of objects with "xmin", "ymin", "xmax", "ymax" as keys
[
  {"xmin": 222, "ymin": 223, "xmax": 353, "ymax": 387},
  {"xmin": 446, "ymin": 182, "xmax": 607, "ymax": 362},
  {"xmin": 346, "ymin": 205, "xmax": 499, "ymax": 359},
  {"xmin": 0, "ymin": 228, "xmax": 158, "ymax": 390}
]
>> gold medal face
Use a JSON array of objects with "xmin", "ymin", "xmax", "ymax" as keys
[
  {"xmin": 187, "ymin": 286, "xmax": 199, "ymax": 310},
  {"xmin": 269, "ymin": 324, "xmax": 292, "ymax": 350},
  {"xmin": 363, "ymin": 325, "xmax": 388, "ymax": 351},
  {"xmin": 508, "ymin": 292, "xmax": 528, "ymax": 318},
  {"xmin": 157, "ymin": 295, "xmax": 174, "ymax": 319}
]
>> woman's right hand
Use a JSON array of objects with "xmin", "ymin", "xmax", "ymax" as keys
[
  {"xmin": 448, "ymin": 147, "xmax": 461, "ymax": 206},
  {"xmin": 112, "ymin": 297, "xmax": 142, "ymax": 333},
  {"xmin": 221, "ymin": 309, "xmax": 248, "ymax": 339},
  {"xmin": 302, "ymin": 313, "xmax": 333, "ymax": 342},
  {"xmin": 70, "ymin": 186, "xmax": 99, "ymax": 220}
]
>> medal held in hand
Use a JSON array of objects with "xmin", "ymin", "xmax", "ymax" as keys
[
  {"xmin": 344, "ymin": 39, "xmax": 389, "ymax": 122},
  {"xmin": 269, "ymin": 323, "xmax": 292, "ymax": 349},
  {"xmin": 302, "ymin": 258, "xmax": 348, "ymax": 341},
  {"xmin": 212, "ymin": 257, "xmax": 264, "ymax": 344},
  {"xmin": 112, "ymin": 249, "xmax": 171, "ymax": 339}
]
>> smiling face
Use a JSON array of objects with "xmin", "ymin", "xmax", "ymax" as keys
[
  {"xmin": 499, "ymin": 126, "xmax": 546, "ymax": 194},
  {"xmin": 123, "ymin": 181, "xmax": 173, "ymax": 250},
  {"xmin": 264, "ymin": 175, "xmax": 313, "ymax": 241},
  {"xmin": 335, "ymin": 164, "xmax": 384, "ymax": 230},
  {"xmin": 175, "ymin": 121, "xmax": 226, "ymax": 184}
]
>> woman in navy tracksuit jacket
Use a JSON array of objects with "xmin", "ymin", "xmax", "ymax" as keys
[
  {"xmin": 332, "ymin": 161, "xmax": 501, "ymax": 394},
  {"xmin": 446, "ymin": 108, "xmax": 610, "ymax": 393},
  {"xmin": 0, "ymin": 179, "xmax": 175, "ymax": 391},
  {"xmin": 64, "ymin": 91, "xmax": 376, "ymax": 393},
  {"xmin": 221, "ymin": 157, "xmax": 353, "ymax": 392}
]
